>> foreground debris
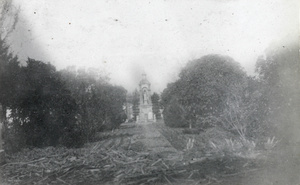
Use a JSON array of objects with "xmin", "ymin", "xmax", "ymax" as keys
[
  {"xmin": 1, "ymin": 146, "xmax": 260, "ymax": 185},
  {"xmin": 0, "ymin": 123, "xmax": 263, "ymax": 185}
]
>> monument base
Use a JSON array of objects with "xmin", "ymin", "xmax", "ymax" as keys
[{"xmin": 139, "ymin": 105, "xmax": 153, "ymax": 123}]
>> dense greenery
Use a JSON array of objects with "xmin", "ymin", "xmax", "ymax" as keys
[
  {"xmin": 162, "ymin": 44, "xmax": 299, "ymax": 143},
  {"xmin": 131, "ymin": 89, "xmax": 140, "ymax": 121},
  {"xmin": 162, "ymin": 55, "xmax": 248, "ymax": 129},
  {"xmin": 151, "ymin": 93, "xmax": 161, "ymax": 120},
  {"xmin": 255, "ymin": 42, "xmax": 300, "ymax": 142},
  {"xmin": 0, "ymin": 41, "xmax": 127, "ymax": 151},
  {"xmin": 60, "ymin": 67, "xmax": 127, "ymax": 139}
]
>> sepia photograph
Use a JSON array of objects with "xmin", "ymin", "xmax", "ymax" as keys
[{"xmin": 0, "ymin": 0, "xmax": 299, "ymax": 184}]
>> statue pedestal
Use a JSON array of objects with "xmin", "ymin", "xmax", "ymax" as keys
[{"xmin": 139, "ymin": 104, "xmax": 153, "ymax": 123}]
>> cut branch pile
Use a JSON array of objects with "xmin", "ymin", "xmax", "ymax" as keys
[
  {"xmin": 0, "ymin": 123, "xmax": 262, "ymax": 185},
  {"xmin": 1, "ymin": 143, "xmax": 260, "ymax": 185},
  {"xmin": 0, "ymin": 143, "xmax": 212, "ymax": 185}
]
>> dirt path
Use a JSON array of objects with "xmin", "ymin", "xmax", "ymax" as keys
[
  {"xmin": 138, "ymin": 122, "xmax": 177, "ymax": 155},
  {"xmin": 94, "ymin": 121, "xmax": 180, "ymax": 156}
]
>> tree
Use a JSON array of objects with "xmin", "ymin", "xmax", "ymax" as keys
[
  {"xmin": 0, "ymin": 0, "xmax": 22, "ymax": 153},
  {"xmin": 132, "ymin": 89, "xmax": 140, "ymax": 121},
  {"xmin": 151, "ymin": 93, "xmax": 161, "ymax": 119},
  {"xmin": 0, "ymin": 40, "xmax": 21, "ymax": 152},
  {"xmin": 60, "ymin": 67, "xmax": 100, "ymax": 141},
  {"xmin": 0, "ymin": 0, "xmax": 19, "ymax": 124},
  {"xmin": 217, "ymin": 76, "xmax": 262, "ymax": 139},
  {"xmin": 0, "ymin": 40, "xmax": 19, "ymax": 122},
  {"xmin": 60, "ymin": 66, "xmax": 127, "ymax": 140},
  {"xmin": 255, "ymin": 41, "xmax": 300, "ymax": 142},
  {"xmin": 161, "ymin": 82, "xmax": 179, "ymax": 108},
  {"xmin": 163, "ymin": 97, "xmax": 188, "ymax": 128},
  {"xmin": 0, "ymin": 58, "xmax": 83, "ymax": 150},
  {"xmin": 162, "ymin": 54, "xmax": 248, "ymax": 129},
  {"xmin": 101, "ymin": 85, "xmax": 127, "ymax": 130},
  {"xmin": 14, "ymin": 59, "xmax": 80, "ymax": 147}
]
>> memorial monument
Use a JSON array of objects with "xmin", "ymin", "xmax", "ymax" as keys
[{"xmin": 138, "ymin": 73, "xmax": 154, "ymax": 122}]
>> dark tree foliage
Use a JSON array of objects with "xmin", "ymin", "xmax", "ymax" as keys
[
  {"xmin": 60, "ymin": 67, "xmax": 127, "ymax": 141},
  {"xmin": 0, "ymin": 57, "xmax": 83, "ymax": 151},
  {"xmin": 179, "ymin": 55, "xmax": 246, "ymax": 117},
  {"xmin": 99, "ymin": 85, "xmax": 127, "ymax": 130},
  {"xmin": 161, "ymin": 81, "xmax": 184, "ymax": 114},
  {"xmin": 0, "ymin": 2, "xmax": 128, "ymax": 150},
  {"xmin": 151, "ymin": 93, "xmax": 161, "ymax": 119},
  {"xmin": 163, "ymin": 97, "xmax": 188, "ymax": 128},
  {"xmin": 0, "ymin": 39, "xmax": 22, "ymax": 152},
  {"xmin": 0, "ymin": 40, "xmax": 19, "ymax": 121},
  {"xmin": 0, "ymin": 0, "xmax": 23, "ymax": 152},
  {"xmin": 132, "ymin": 89, "xmax": 140, "ymax": 121},
  {"xmin": 1, "ymin": 58, "xmax": 127, "ymax": 151},
  {"xmin": 255, "ymin": 41, "xmax": 300, "ymax": 142},
  {"xmin": 162, "ymin": 55, "xmax": 248, "ymax": 129},
  {"xmin": 16, "ymin": 59, "xmax": 81, "ymax": 147}
]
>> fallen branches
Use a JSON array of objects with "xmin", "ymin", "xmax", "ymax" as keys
[{"xmin": 0, "ymin": 123, "xmax": 262, "ymax": 185}]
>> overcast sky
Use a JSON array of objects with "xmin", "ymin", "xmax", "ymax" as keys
[{"xmin": 7, "ymin": 0, "xmax": 299, "ymax": 93}]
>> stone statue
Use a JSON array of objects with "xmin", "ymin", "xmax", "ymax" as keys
[{"xmin": 143, "ymin": 92, "xmax": 148, "ymax": 104}]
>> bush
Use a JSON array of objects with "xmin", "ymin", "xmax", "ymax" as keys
[
  {"xmin": 203, "ymin": 127, "xmax": 260, "ymax": 159},
  {"xmin": 163, "ymin": 98, "xmax": 188, "ymax": 128},
  {"xmin": 3, "ymin": 120, "xmax": 26, "ymax": 154}
]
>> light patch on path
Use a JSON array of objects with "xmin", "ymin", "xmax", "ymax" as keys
[{"xmin": 137, "ymin": 122, "xmax": 177, "ymax": 155}]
